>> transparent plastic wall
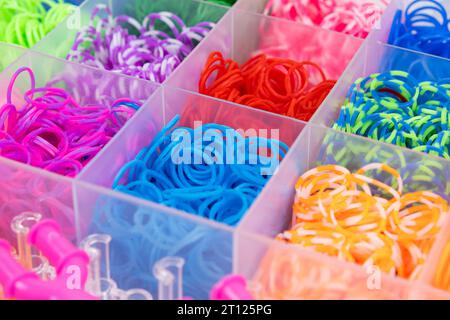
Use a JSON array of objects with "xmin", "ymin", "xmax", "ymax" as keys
[
  {"xmin": 33, "ymin": 0, "xmax": 229, "ymax": 62},
  {"xmin": 0, "ymin": 43, "xmax": 26, "ymax": 73},
  {"xmin": 0, "ymin": 50, "xmax": 158, "ymax": 175},
  {"xmin": 74, "ymin": 180, "xmax": 234, "ymax": 299},
  {"xmin": 0, "ymin": 154, "xmax": 234, "ymax": 300},
  {"xmin": 427, "ymin": 217, "xmax": 450, "ymax": 292},
  {"xmin": 311, "ymin": 40, "xmax": 450, "ymax": 127},
  {"xmin": 79, "ymin": 86, "xmax": 306, "ymax": 222},
  {"xmin": 372, "ymin": 0, "xmax": 450, "ymax": 45},
  {"xmin": 0, "ymin": 0, "xmax": 449, "ymax": 301},
  {"xmin": 234, "ymin": 0, "xmax": 390, "ymax": 39},
  {"xmin": 237, "ymin": 123, "xmax": 450, "ymax": 299},
  {"xmin": 167, "ymin": 8, "xmax": 363, "ymax": 94},
  {"xmin": 0, "ymin": 157, "xmax": 76, "ymax": 246}
]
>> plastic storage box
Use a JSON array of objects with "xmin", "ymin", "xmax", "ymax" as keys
[{"xmin": 0, "ymin": 0, "xmax": 450, "ymax": 300}]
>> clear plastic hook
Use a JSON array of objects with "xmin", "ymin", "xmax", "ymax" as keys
[
  {"xmin": 10, "ymin": 212, "xmax": 42, "ymax": 269},
  {"xmin": 79, "ymin": 234, "xmax": 112, "ymax": 296},
  {"xmin": 153, "ymin": 256, "xmax": 185, "ymax": 300},
  {"xmin": 123, "ymin": 289, "xmax": 153, "ymax": 300},
  {"xmin": 99, "ymin": 278, "xmax": 119, "ymax": 300},
  {"xmin": 31, "ymin": 254, "xmax": 52, "ymax": 280}
]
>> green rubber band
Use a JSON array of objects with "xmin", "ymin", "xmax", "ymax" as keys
[{"xmin": 0, "ymin": 0, "xmax": 75, "ymax": 48}]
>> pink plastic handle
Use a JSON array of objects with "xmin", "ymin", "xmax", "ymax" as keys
[
  {"xmin": 0, "ymin": 239, "xmax": 39, "ymax": 297},
  {"xmin": 28, "ymin": 219, "xmax": 89, "ymax": 284},
  {"xmin": 210, "ymin": 275, "xmax": 253, "ymax": 300},
  {"xmin": 0, "ymin": 239, "xmax": 96, "ymax": 300}
]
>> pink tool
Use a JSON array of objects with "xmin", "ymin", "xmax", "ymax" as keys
[
  {"xmin": 0, "ymin": 218, "xmax": 97, "ymax": 300},
  {"xmin": 28, "ymin": 219, "xmax": 90, "ymax": 285},
  {"xmin": 210, "ymin": 275, "xmax": 253, "ymax": 300}
]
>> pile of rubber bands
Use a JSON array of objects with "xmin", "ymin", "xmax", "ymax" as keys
[
  {"xmin": 67, "ymin": 5, "xmax": 215, "ymax": 83},
  {"xmin": 199, "ymin": 52, "xmax": 336, "ymax": 121},
  {"xmin": 112, "ymin": 115, "xmax": 289, "ymax": 226},
  {"xmin": 0, "ymin": 67, "xmax": 141, "ymax": 177},
  {"xmin": 92, "ymin": 197, "xmax": 232, "ymax": 299},
  {"xmin": 334, "ymin": 71, "xmax": 450, "ymax": 159},
  {"xmin": 264, "ymin": 0, "xmax": 389, "ymax": 38},
  {"xmin": 277, "ymin": 163, "xmax": 449, "ymax": 279},
  {"xmin": 388, "ymin": 0, "xmax": 450, "ymax": 59},
  {"xmin": 0, "ymin": 0, "xmax": 75, "ymax": 48}
]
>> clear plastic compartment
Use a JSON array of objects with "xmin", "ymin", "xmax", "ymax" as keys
[
  {"xmin": 373, "ymin": 0, "xmax": 450, "ymax": 48},
  {"xmin": 234, "ymin": 0, "xmax": 390, "ymax": 38},
  {"xmin": 79, "ymin": 86, "xmax": 306, "ymax": 225},
  {"xmin": 0, "ymin": 43, "xmax": 26, "ymax": 73},
  {"xmin": 311, "ymin": 40, "xmax": 450, "ymax": 127},
  {"xmin": 236, "ymin": 231, "xmax": 450, "ymax": 299},
  {"xmin": 32, "ymin": 0, "xmax": 229, "ymax": 65},
  {"xmin": 0, "ymin": 154, "xmax": 234, "ymax": 300},
  {"xmin": 167, "ymin": 7, "xmax": 363, "ymax": 110},
  {"xmin": 74, "ymin": 180, "xmax": 234, "ymax": 299},
  {"xmin": 237, "ymin": 122, "xmax": 450, "ymax": 298},
  {"xmin": 0, "ymin": 50, "xmax": 158, "ymax": 176},
  {"xmin": 0, "ymin": 157, "xmax": 76, "ymax": 245}
]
